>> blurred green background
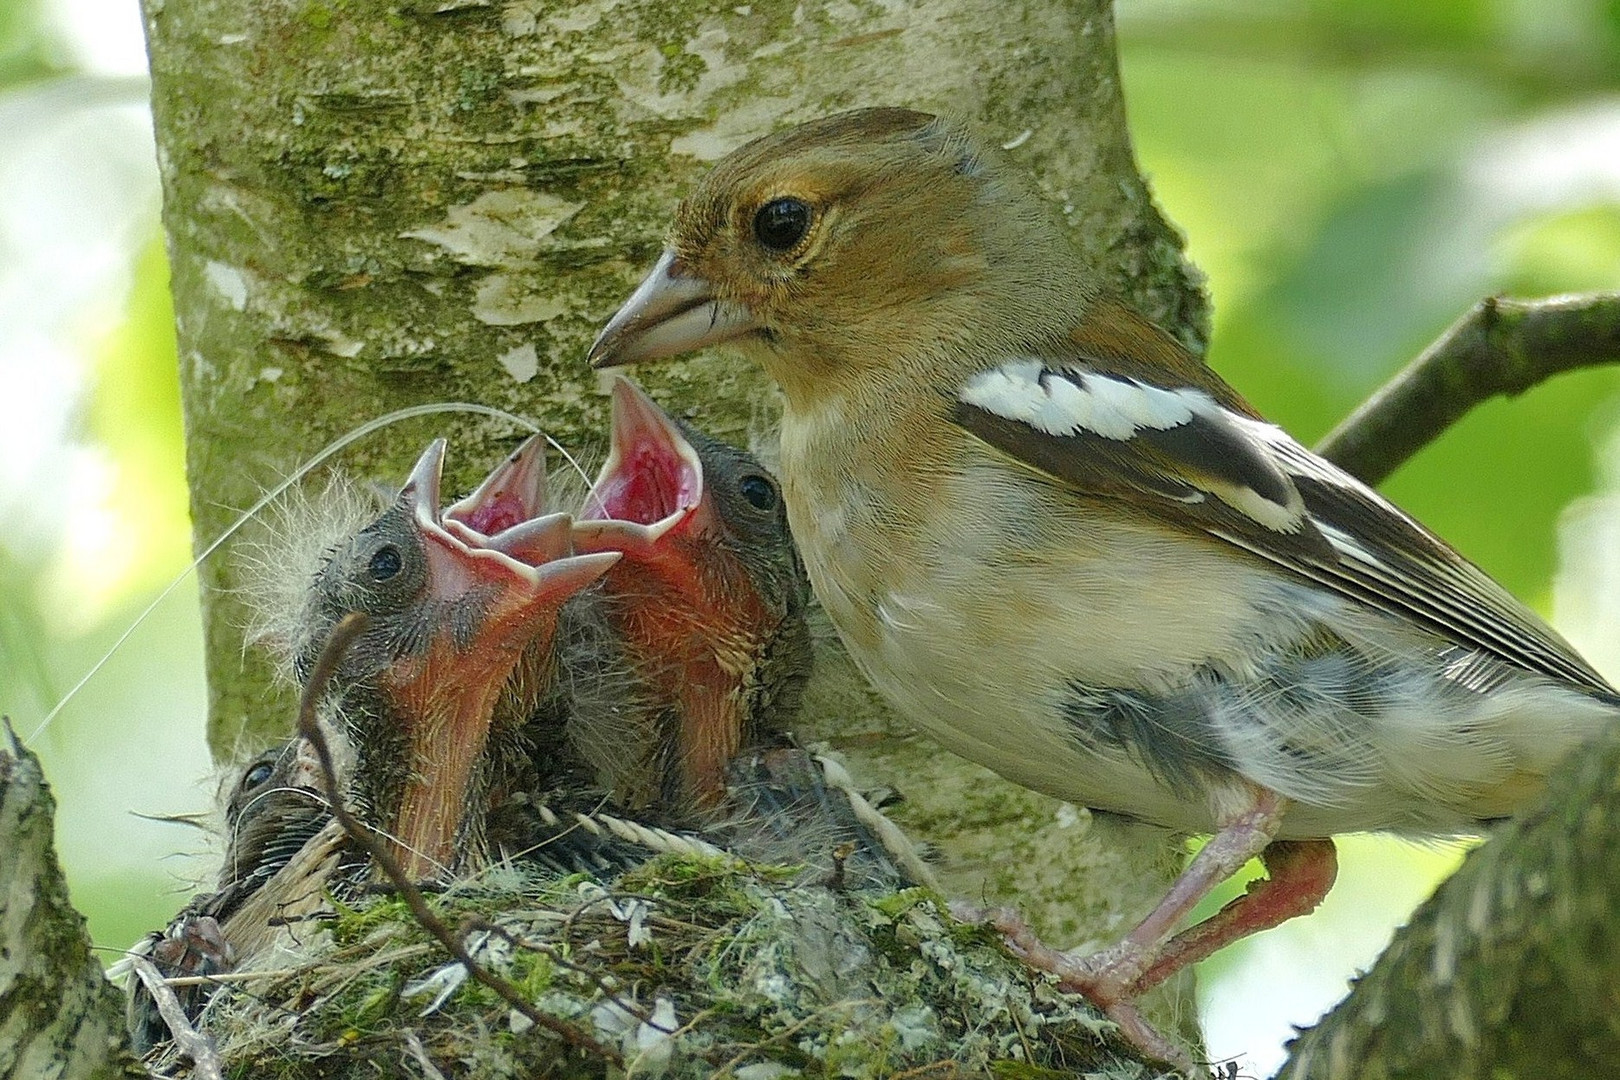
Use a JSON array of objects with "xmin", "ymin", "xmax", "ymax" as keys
[{"xmin": 1, "ymin": 0, "xmax": 1617, "ymax": 1073}]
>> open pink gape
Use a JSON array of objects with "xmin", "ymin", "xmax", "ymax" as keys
[{"xmin": 576, "ymin": 378, "xmax": 707, "ymax": 556}]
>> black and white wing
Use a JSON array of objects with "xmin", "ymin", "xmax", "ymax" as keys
[{"xmin": 952, "ymin": 354, "xmax": 1611, "ymax": 693}]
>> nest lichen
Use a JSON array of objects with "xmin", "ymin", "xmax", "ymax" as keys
[{"xmin": 147, "ymin": 852, "xmax": 1172, "ymax": 1079}]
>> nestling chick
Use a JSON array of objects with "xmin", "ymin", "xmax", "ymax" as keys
[
  {"xmin": 588, "ymin": 107, "xmax": 1620, "ymax": 1064},
  {"xmin": 129, "ymin": 421, "xmax": 924, "ymax": 1059},
  {"xmin": 123, "ymin": 739, "xmax": 328, "ymax": 1053},
  {"xmin": 570, "ymin": 380, "xmax": 924, "ymax": 885},
  {"xmin": 293, "ymin": 438, "xmax": 616, "ymax": 880},
  {"xmin": 214, "ymin": 738, "xmax": 331, "ymax": 909},
  {"xmin": 572, "ymin": 376, "xmax": 812, "ymax": 815}
]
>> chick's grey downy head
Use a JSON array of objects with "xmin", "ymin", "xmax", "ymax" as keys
[
  {"xmin": 296, "ymin": 496, "xmax": 438, "ymax": 686},
  {"xmin": 295, "ymin": 439, "xmax": 505, "ymax": 689},
  {"xmin": 677, "ymin": 418, "xmax": 808, "ymax": 632}
]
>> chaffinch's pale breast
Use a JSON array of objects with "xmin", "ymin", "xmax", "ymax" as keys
[{"xmin": 587, "ymin": 107, "xmax": 1620, "ymax": 1067}]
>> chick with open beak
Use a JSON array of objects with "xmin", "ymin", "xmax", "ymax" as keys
[
  {"xmin": 127, "ymin": 439, "xmax": 615, "ymax": 1055},
  {"xmin": 472, "ymin": 386, "xmax": 918, "ymax": 887},
  {"xmin": 571, "ymin": 377, "xmax": 811, "ymax": 817},
  {"xmin": 295, "ymin": 439, "xmax": 617, "ymax": 881}
]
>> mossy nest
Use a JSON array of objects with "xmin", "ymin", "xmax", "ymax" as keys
[{"xmin": 145, "ymin": 852, "xmax": 1174, "ymax": 1079}]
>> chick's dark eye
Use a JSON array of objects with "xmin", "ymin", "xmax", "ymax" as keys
[
  {"xmin": 753, "ymin": 197, "xmax": 812, "ymax": 253},
  {"xmin": 243, "ymin": 762, "xmax": 273, "ymax": 788},
  {"xmin": 368, "ymin": 545, "xmax": 402, "ymax": 582},
  {"xmin": 738, "ymin": 473, "xmax": 778, "ymax": 512}
]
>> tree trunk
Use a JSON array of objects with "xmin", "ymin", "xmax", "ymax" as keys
[
  {"xmin": 142, "ymin": 0, "xmax": 1209, "ymax": 1041},
  {"xmin": 0, "ymin": 723, "xmax": 137, "ymax": 1080},
  {"xmin": 1277, "ymin": 722, "xmax": 1620, "ymax": 1080}
]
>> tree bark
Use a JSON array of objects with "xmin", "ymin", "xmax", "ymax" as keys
[
  {"xmin": 1277, "ymin": 722, "xmax": 1620, "ymax": 1080},
  {"xmin": 0, "ymin": 722, "xmax": 139, "ymax": 1080},
  {"xmin": 141, "ymin": 0, "xmax": 1210, "ymax": 1041}
]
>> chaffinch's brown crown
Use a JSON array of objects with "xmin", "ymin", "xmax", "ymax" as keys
[{"xmin": 593, "ymin": 107, "xmax": 1100, "ymax": 397}]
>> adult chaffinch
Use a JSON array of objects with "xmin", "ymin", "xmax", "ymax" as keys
[{"xmin": 587, "ymin": 107, "xmax": 1620, "ymax": 1064}]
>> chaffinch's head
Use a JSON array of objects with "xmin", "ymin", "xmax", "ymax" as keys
[{"xmin": 589, "ymin": 108, "xmax": 1087, "ymax": 400}]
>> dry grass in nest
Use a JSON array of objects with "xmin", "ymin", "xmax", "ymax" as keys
[{"xmin": 140, "ymin": 852, "xmax": 1173, "ymax": 1080}]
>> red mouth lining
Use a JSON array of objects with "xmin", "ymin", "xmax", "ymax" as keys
[
  {"xmin": 457, "ymin": 496, "xmax": 529, "ymax": 537},
  {"xmin": 589, "ymin": 437, "xmax": 697, "ymax": 526}
]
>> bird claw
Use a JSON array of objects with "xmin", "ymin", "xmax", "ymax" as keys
[
  {"xmin": 151, "ymin": 914, "xmax": 235, "ymax": 979},
  {"xmin": 956, "ymin": 901, "xmax": 1200, "ymax": 1073}
]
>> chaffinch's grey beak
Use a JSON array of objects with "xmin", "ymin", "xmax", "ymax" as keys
[{"xmin": 588, "ymin": 250, "xmax": 758, "ymax": 368}]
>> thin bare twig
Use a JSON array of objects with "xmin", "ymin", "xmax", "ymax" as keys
[
  {"xmin": 467, "ymin": 917, "xmax": 664, "ymax": 1029},
  {"xmin": 1316, "ymin": 293, "xmax": 1620, "ymax": 485},
  {"xmin": 294, "ymin": 613, "xmax": 621, "ymax": 1065},
  {"xmin": 131, "ymin": 956, "xmax": 224, "ymax": 1080},
  {"xmin": 402, "ymin": 1030, "xmax": 449, "ymax": 1080}
]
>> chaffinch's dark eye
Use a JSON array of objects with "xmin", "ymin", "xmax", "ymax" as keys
[
  {"xmin": 243, "ymin": 761, "xmax": 274, "ymax": 788},
  {"xmin": 753, "ymin": 197, "xmax": 812, "ymax": 253},
  {"xmin": 368, "ymin": 545, "xmax": 402, "ymax": 582},
  {"xmin": 739, "ymin": 472, "xmax": 779, "ymax": 512}
]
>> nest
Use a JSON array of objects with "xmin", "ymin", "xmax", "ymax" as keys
[{"xmin": 144, "ymin": 851, "xmax": 1170, "ymax": 1080}]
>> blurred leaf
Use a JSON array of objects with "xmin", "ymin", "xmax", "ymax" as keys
[
  {"xmin": 1129, "ymin": 15, "xmax": 1620, "ymax": 616},
  {"xmin": 1240, "ymin": 175, "xmax": 1620, "ymax": 604},
  {"xmin": 1215, "ymin": 280, "xmax": 1620, "ymax": 609},
  {"xmin": 1265, "ymin": 170, "xmax": 1490, "ymax": 385},
  {"xmin": 1496, "ymin": 205, "xmax": 1620, "ymax": 293},
  {"xmin": 1304, "ymin": 0, "xmax": 1495, "ymax": 43},
  {"xmin": 1121, "ymin": 0, "xmax": 1620, "ymax": 99},
  {"xmin": 1123, "ymin": 54, "xmax": 1507, "ymax": 320},
  {"xmin": 0, "ymin": 0, "xmax": 66, "ymax": 90},
  {"xmin": 0, "ymin": 545, "xmax": 57, "ymax": 715},
  {"xmin": 64, "ymin": 236, "xmax": 190, "ymax": 616},
  {"xmin": 87, "ymin": 238, "xmax": 182, "ymax": 465}
]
